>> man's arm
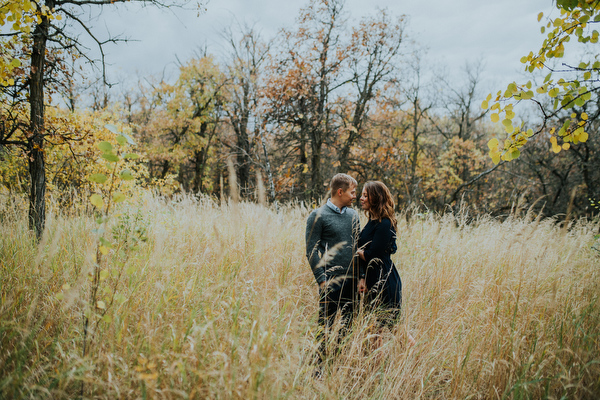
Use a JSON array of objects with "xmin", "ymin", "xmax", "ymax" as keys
[{"xmin": 306, "ymin": 210, "xmax": 326, "ymax": 286}]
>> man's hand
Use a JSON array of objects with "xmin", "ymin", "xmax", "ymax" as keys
[
  {"xmin": 319, "ymin": 281, "xmax": 326, "ymax": 290},
  {"xmin": 357, "ymin": 278, "xmax": 366, "ymax": 294}
]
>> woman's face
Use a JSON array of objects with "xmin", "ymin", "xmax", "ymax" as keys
[{"xmin": 360, "ymin": 188, "xmax": 370, "ymax": 211}]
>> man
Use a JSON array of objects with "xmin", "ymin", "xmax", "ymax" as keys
[{"xmin": 305, "ymin": 173, "xmax": 361, "ymax": 366}]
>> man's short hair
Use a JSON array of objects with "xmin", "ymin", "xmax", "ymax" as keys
[{"xmin": 330, "ymin": 173, "xmax": 357, "ymax": 195}]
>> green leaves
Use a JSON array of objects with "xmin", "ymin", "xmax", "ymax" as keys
[
  {"xmin": 105, "ymin": 124, "xmax": 119, "ymax": 135},
  {"xmin": 90, "ymin": 194, "xmax": 104, "ymax": 208},
  {"xmin": 98, "ymin": 137, "xmax": 119, "ymax": 163},
  {"xmin": 88, "ymin": 123, "xmax": 140, "ymax": 216},
  {"xmin": 120, "ymin": 170, "xmax": 134, "ymax": 181},
  {"xmin": 106, "ymin": 124, "xmax": 136, "ymax": 145},
  {"xmin": 98, "ymin": 141, "xmax": 112, "ymax": 153},
  {"xmin": 102, "ymin": 153, "xmax": 119, "ymax": 163},
  {"xmin": 90, "ymin": 173, "xmax": 108, "ymax": 184},
  {"xmin": 113, "ymin": 192, "xmax": 126, "ymax": 203}
]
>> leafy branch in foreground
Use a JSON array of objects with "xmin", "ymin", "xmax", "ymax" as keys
[
  {"xmin": 64, "ymin": 123, "xmax": 147, "ymax": 396},
  {"xmin": 483, "ymin": 0, "xmax": 600, "ymax": 164}
]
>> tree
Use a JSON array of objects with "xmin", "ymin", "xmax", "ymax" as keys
[
  {"xmin": 484, "ymin": 0, "xmax": 600, "ymax": 164},
  {"xmin": 223, "ymin": 24, "xmax": 270, "ymax": 199},
  {"xmin": 1, "ymin": 0, "xmax": 199, "ymax": 238},
  {"xmin": 428, "ymin": 62, "xmax": 499, "ymax": 206},
  {"xmin": 265, "ymin": 0, "xmax": 347, "ymax": 200},
  {"xmin": 139, "ymin": 56, "xmax": 226, "ymax": 194},
  {"xmin": 336, "ymin": 9, "xmax": 405, "ymax": 172}
]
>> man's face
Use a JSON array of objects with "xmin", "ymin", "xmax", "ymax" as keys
[{"xmin": 338, "ymin": 185, "xmax": 357, "ymax": 208}]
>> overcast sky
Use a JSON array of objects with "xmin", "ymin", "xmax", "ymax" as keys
[{"xmin": 75, "ymin": 0, "xmax": 555, "ymax": 93}]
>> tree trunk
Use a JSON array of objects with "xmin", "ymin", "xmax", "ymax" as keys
[
  {"xmin": 310, "ymin": 132, "xmax": 322, "ymax": 200},
  {"xmin": 236, "ymin": 118, "xmax": 251, "ymax": 198},
  {"xmin": 408, "ymin": 104, "xmax": 420, "ymax": 206},
  {"xmin": 192, "ymin": 149, "xmax": 204, "ymax": 193},
  {"xmin": 28, "ymin": 7, "xmax": 50, "ymax": 239}
]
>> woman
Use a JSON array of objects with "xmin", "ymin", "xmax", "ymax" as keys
[{"xmin": 356, "ymin": 181, "xmax": 414, "ymax": 344}]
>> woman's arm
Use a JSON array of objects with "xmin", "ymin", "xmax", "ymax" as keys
[{"xmin": 363, "ymin": 218, "xmax": 394, "ymax": 262}]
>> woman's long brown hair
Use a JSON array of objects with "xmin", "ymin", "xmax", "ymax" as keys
[{"xmin": 363, "ymin": 181, "xmax": 397, "ymax": 231}]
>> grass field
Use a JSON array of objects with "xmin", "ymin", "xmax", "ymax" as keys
[{"xmin": 1, "ymin": 192, "xmax": 599, "ymax": 399}]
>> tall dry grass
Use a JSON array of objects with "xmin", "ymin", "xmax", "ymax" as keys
[{"xmin": 1, "ymin": 191, "xmax": 599, "ymax": 399}]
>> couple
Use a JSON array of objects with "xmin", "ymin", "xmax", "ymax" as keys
[{"xmin": 305, "ymin": 173, "xmax": 412, "ymax": 364}]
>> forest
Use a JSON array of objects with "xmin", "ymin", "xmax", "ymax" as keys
[
  {"xmin": 1, "ymin": 0, "xmax": 600, "ymax": 398},
  {"xmin": 1, "ymin": 0, "xmax": 599, "ymax": 235}
]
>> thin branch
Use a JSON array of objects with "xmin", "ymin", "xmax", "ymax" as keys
[{"xmin": 450, "ymin": 162, "xmax": 506, "ymax": 204}]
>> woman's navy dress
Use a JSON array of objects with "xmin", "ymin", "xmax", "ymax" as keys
[{"xmin": 358, "ymin": 218, "xmax": 402, "ymax": 324}]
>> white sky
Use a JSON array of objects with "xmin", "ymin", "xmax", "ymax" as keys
[{"xmin": 74, "ymin": 0, "xmax": 556, "ymax": 94}]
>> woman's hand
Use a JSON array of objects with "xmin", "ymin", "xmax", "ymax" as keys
[
  {"xmin": 356, "ymin": 249, "xmax": 365, "ymax": 261},
  {"xmin": 357, "ymin": 278, "xmax": 366, "ymax": 294}
]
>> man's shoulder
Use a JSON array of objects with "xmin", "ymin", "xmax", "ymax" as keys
[
  {"xmin": 307, "ymin": 204, "xmax": 328, "ymax": 222},
  {"xmin": 308, "ymin": 204, "xmax": 328, "ymax": 216},
  {"xmin": 346, "ymin": 207, "xmax": 359, "ymax": 216}
]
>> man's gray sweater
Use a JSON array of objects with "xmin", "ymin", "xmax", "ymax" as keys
[{"xmin": 305, "ymin": 205, "xmax": 360, "ymax": 285}]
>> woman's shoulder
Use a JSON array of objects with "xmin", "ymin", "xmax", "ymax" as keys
[
  {"xmin": 376, "ymin": 217, "xmax": 396, "ymax": 234},
  {"xmin": 378, "ymin": 217, "xmax": 392, "ymax": 226}
]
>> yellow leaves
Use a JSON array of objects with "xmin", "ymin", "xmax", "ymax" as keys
[
  {"xmin": 99, "ymin": 269, "xmax": 110, "ymax": 280},
  {"xmin": 550, "ymin": 136, "xmax": 562, "ymax": 153},
  {"xmin": 526, "ymin": 128, "xmax": 534, "ymax": 137},
  {"xmin": 504, "ymin": 82, "xmax": 518, "ymax": 98},
  {"xmin": 481, "ymin": 93, "xmax": 492, "ymax": 110},
  {"xmin": 502, "ymin": 118, "xmax": 514, "ymax": 134},
  {"xmin": 490, "ymin": 113, "xmax": 499, "ymax": 123},
  {"xmin": 487, "ymin": 138, "xmax": 501, "ymax": 165},
  {"xmin": 574, "ymin": 127, "xmax": 589, "ymax": 143},
  {"xmin": 491, "ymin": 153, "xmax": 501, "ymax": 165},
  {"xmin": 538, "ymin": 12, "xmax": 544, "ymax": 22},
  {"xmin": 553, "ymin": 17, "xmax": 563, "ymax": 28}
]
